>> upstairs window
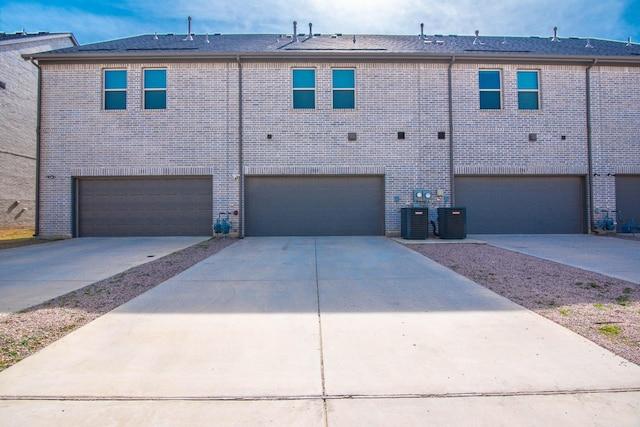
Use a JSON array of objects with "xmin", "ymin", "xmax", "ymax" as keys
[
  {"xmin": 103, "ymin": 69, "xmax": 126, "ymax": 110},
  {"xmin": 517, "ymin": 70, "xmax": 540, "ymax": 110},
  {"xmin": 333, "ymin": 69, "xmax": 355, "ymax": 109},
  {"xmin": 144, "ymin": 69, "xmax": 166, "ymax": 110},
  {"xmin": 479, "ymin": 70, "xmax": 501, "ymax": 110},
  {"xmin": 292, "ymin": 69, "xmax": 315, "ymax": 109}
]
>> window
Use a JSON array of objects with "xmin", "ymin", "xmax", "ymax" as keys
[
  {"xmin": 479, "ymin": 70, "xmax": 501, "ymax": 110},
  {"xmin": 518, "ymin": 70, "xmax": 540, "ymax": 110},
  {"xmin": 144, "ymin": 69, "xmax": 166, "ymax": 110},
  {"xmin": 292, "ymin": 69, "xmax": 315, "ymax": 109},
  {"xmin": 333, "ymin": 69, "xmax": 355, "ymax": 109},
  {"xmin": 104, "ymin": 70, "xmax": 126, "ymax": 110}
]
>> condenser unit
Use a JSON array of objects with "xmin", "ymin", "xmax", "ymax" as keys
[
  {"xmin": 438, "ymin": 207, "xmax": 466, "ymax": 239},
  {"xmin": 401, "ymin": 207, "xmax": 428, "ymax": 239}
]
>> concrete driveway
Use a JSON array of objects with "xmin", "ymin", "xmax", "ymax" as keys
[
  {"xmin": 474, "ymin": 234, "xmax": 640, "ymax": 285},
  {"xmin": 0, "ymin": 237, "xmax": 210, "ymax": 316},
  {"xmin": 0, "ymin": 237, "xmax": 639, "ymax": 426}
]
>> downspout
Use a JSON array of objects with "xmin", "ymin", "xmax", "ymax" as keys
[
  {"xmin": 586, "ymin": 59, "xmax": 597, "ymax": 233},
  {"xmin": 237, "ymin": 55, "xmax": 244, "ymax": 238},
  {"xmin": 448, "ymin": 56, "xmax": 455, "ymax": 207},
  {"xmin": 29, "ymin": 57, "xmax": 41, "ymax": 237}
]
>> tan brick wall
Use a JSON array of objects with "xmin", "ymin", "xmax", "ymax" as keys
[{"xmin": 37, "ymin": 58, "xmax": 640, "ymax": 236}]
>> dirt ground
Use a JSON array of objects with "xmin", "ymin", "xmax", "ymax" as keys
[{"xmin": 0, "ymin": 229, "xmax": 46, "ymax": 250}]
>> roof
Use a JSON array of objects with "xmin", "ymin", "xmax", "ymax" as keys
[
  {"xmin": 0, "ymin": 31, "xmax": 78, "ymax": 47},
  {"xmin": 26, "ymin": 32, "xmax": 640, "ymax": 65}
]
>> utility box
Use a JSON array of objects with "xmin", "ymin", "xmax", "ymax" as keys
[
  {"xmin": 438, "ymin": 207, "xmax": 466, "ymax": 239},
  {"xmin": 401, "ymin": 207, "xmax": 428, "ymax": 239}
]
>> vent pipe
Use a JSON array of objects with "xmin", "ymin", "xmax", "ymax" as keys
[
  {"xmin": 293, "ymin": 21, "xmax": 298, "ymax": 41},
  {"xmin": 420, "ymin": 23, "xmax": 424, "ymax": 39},
  {"xmin": 626, "ymin": 37, "xmax": 632, "ymax": 47},
  {"xmin": 309, "ymin": 22, "xmax": 312, "ymax": 38},
  {"xmin": 184, "ymin": 16, "xmax": 193, "ymax": 41},
  {"xmin": 473, "ymin": 30, "xmax": 480, "ymax": 45},
  {"xmin": 551, "ymin": 26, "xmax": 559, "ymax": 42}
]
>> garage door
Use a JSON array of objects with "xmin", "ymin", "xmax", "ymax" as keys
[
  {"xmin": 455, "ymin": 176, "xmax": 586, "ymax": 234},
  {"xmin": 77, "ymin": 177, "xmax": 212, "ymax": 236},
  {"xmin": 245, "ymin": 175, "xmax": 384, "ymax": 236},
  {"xmin": 616, "ymin": 175, "xmax": 640, "ymax": 226}
]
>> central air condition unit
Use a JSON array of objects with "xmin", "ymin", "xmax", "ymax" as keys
[
  {"xmin": 401, "ymin": 207, "xmax": 428, "ymax": 239},
  {"xmin": 438, "ymin": 207, "xmax": 466, "ymax": 239}
]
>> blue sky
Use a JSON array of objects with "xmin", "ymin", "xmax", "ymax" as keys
[{"xmin": 1, "ymin": 0, "xmax": 639, "ymax": 45}]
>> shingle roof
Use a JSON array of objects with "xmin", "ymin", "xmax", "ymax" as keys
[
  {"xmin": 28, "ymin": 33, "xmax": 640, "ymax": 64},
  {"xmin": 0, "ymin": 31, "xmax": 77, "ymax": 45}
]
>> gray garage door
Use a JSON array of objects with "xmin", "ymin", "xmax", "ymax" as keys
[
  {"xmin": 77, "ymin": 177, "xmax": 212, "ymax": 236},
  {"xmin": 616, "ymin": 175, "xmax": 640, "ymax": 226},
  {"xmin": 455, "ymin": 176, "xmax": 586, "ymax": 234},
  {"xmin": 245, "ymin": 175, "xmax": 384, "ymax": 236}
]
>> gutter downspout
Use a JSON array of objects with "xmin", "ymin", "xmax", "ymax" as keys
[
  {"xmin": 586, "ymin": 59, "xmax": 597, "ymax": 233},
  {"xmin": 448, "ymin": 56, "xmax": 455, "ymax": 207},
  {"xmin": 29, "ymin": 57, "xmax": 41, "ymax": 237},
  {"xmin": 237, "ymin": 55, "xmax": 244, "ymax": 238}
]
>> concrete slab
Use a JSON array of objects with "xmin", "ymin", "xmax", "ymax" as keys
[
  {"xmin": 0, "ymin": 236, "xmax": 210, "ymax": 316},
  {"xmin": 0, "ymin": 400, "xmax": 325, "ymax": 427},
  {"xmin": 473, "ymin": 234, "xmax": 640, "ymax": 284},
  {"xmin": 0, "ymin": 280, "xmax": 323, "ymax": 398},
  {"xmin": 315, "ymin": 238, "xmax": 640, "ymax": 397},
  {"xmin": 0, "ymin": 236, "xmax": 639, "ymax": 425},
  {"xmin": 327, "ymin": 392, "xmax": 640, "ymax": 427}
]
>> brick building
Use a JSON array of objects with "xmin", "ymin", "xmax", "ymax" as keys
[
  {"xmin": 0, "ymin": 31, "xmax": 77, "ymax": 231},
  {"xmin": 26, "ymin": 28, "xmax": 640, "ymax": 237}
]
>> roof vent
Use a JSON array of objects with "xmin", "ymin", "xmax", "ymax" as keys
[
  {"xmin": 293, "ymin": 21, "xmax": 298, "ymax": 42},
  {"xmin": 353, "ymin": 34, "xmax": 356, "ymax": 44},
  {"xmin": 205, "ymin": 33, "xmax": 210, "ymax": 43},
  {"xmin": 153, "ymin": 32, "xmax": 158, "ymax": 40},
  {"xmin": 585, "ymin": 38, "xmax": 594, "ymax": 48},
  {"xmin": 473, "ymin": 30, "xmax": 484, "ymax": 45},
  {"xmin": 551, "ymin": 26, "xmax": 560, "ymax": 42},
  {"xmin": 308, "ymin": 22, "xmax": 313, "ymax": 38},
  {"xmin": 183, "ymin": 16, "xmax": 193, "ymax": 41},
  {"xmin": 420, "ymin": 23, "xmax": 424, "ymax": 40},
  {"xmin": 626, "ymin": 37, "xmax": 632, "ymax": 47}
]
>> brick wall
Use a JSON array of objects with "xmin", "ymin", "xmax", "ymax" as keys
[
  {"xmin": 0, "ymin": 35, "xmax": 75, "ymax": 230},
  {"xmin": 37, "ymin": 58, "xmax": 640, "ymax": 236}
]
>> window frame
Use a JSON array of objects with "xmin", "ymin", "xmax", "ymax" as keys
[
  {"xmin": 332, "ymin": 68, "xmax": 356, "ymax": 110},
  {"xmin": 143, "ymin": 68, "xmax": 167, "ymax": 110},
  {"xmin": 292, "ymin": 68, "xmax": 316, "ymax": 110},
  {"xmin": 517, "ymin": 70, "xmax": 541, "ymax": 110},
  {"xmin": 103, "ymin": 69, "xmax": 127, "ymax": 110},
  {"xmin": 478, "ymin": 69, "xmax": 502, "ymax": 110}
]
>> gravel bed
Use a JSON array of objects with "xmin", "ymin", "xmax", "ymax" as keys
[
  {"xmin": 0, "ymin": 237, "xmax": 236, "ymax": 371},
  {"xmin": 410, "ymin": 242, "xmax": 640, "ymax": 366}
]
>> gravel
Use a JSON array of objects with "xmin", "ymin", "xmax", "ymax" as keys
[
  {"xmin": 1, "ymin": 235, "xmax": 638, "ymax": 372},
  {"xmin": 410, "ymin": 241, "xmax": 640, "ymax": 366}
]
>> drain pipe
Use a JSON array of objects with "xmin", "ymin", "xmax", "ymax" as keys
[
  {"xmin": 448, "ymin": 56, "xmax": 456, "ymax": 207},
  {"xmin": 586, "ymin": 58, "xmax": 597, "ymax": 233},
  {"xmin": 237, "ymin": 55, "xmax": 244, "ymax": 238},
  {"xmin": 29, "ymin": 57, "xmax": 41, "ymax": 237}
]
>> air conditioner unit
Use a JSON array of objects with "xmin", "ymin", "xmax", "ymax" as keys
[
  {"xmin": 401, "ymin": 207, "xmax": 428, "ymax": 239},
  {"xmin": 438, "ymin": 207, "xmax": 466, "ymax": 239}
]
